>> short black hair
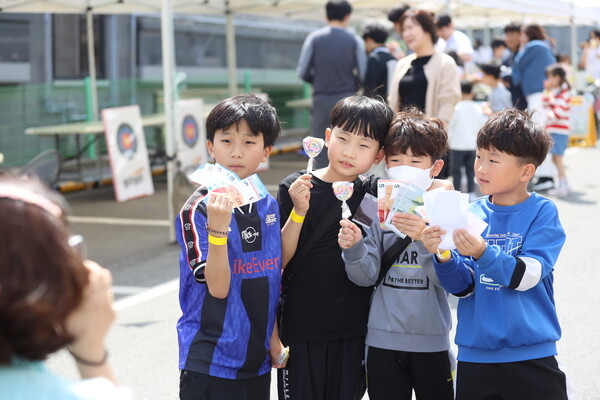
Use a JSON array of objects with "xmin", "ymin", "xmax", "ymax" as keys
[
  {"xmin": 491, "ymin": 38, "xmax": 507, "ymax": 49},
  {"xmin": 461, "ymin": 80, "xmax": 473, "ymax": 95},
  {"xmin": 480, "ymin": 64, "xmax": 501, "ymax": 79},
  {"xmin": 330, "ymin": 95, "xmax": 394, "ymax": 148},
  {"xmin": 504, "ymin": 23, "xmax": 521, "ymax": 34},
  {"xmin": 435, "ymin": 14, "xmax": 452, "ymax": 28},
  {"xmin": 387, "ymin": 4, "xmax": 410, "ymax": 23},
  {"xmin": 326, "ymin": 0, "xmax": 352, "ymax": 21},
  {"xmin": 206, "ymin": 94, "xmax": 281, "ymax": 147},
  {"xmin": 477, "ymin": 109, "xmax": 551, "ymax": 167},
  {"xmin": 363, "ymin": 23, "xmax": 389, "ymax": 44},
  {"xmin": 401, "ymin": 9, "xmax": 438, "ymax": 45},
  {"xmin": 385, "ymin": 107, "xmax": 448, "ymax": 161}
]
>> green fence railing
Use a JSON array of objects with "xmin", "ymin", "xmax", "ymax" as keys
[{"xmin": 0, "ymin": 69, "xmax": 308, "ymax": 169}]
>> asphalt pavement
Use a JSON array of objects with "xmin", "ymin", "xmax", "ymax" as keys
[{"xmin": 47, "ymin": 145, "xmax": 600, "ymax": 400}]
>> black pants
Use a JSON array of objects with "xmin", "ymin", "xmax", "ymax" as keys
[
  {"xmin": 456, "ymin": 356, "xmax": 572, "ymax": 400},
  {"xmin": 450, "ymin": 150, "xmax": 476, "ymax": 193},
  {"xmin": 277, "ymin": 336, "xmax": 366, "ymax": 400},
  {"xmin": 366, "ymin": 346, "xmax": 454, "ymax": 400},
  {"xmin": 179, "ymin": 369, "xmax": 270, "ymax": 400}
]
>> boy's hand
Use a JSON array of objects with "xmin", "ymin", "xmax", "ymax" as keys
[
  {"xmin": 288, "ymin": 173, "xmax": 312, "ymax": 215},
  {"xmin": 453, "ymin": 228, "xmax": 486, "ymax": 259},
  {"xmin": 390, "ymin": 212, "xmax": 426, "ymax": 241},
  {"xmin": 421, "ymin": 225, "xmax": 446, "ymax": 254},
  {"xmin": 338, "ymin": 219, "xmax": 362, "ymax": 249},
  {"xmin": 206, "ymin": 192, "xmax": 233, "ymax": 233}
]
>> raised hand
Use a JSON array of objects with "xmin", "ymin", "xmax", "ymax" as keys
[
  {"xmin": 390, "ymin": 212, "xmax": 426, "ymax": 241},
  {"xmin": 288, "ymin": 173, "xmax": 312, "ymax": 216},
  {"xmin": 338, "ymin": 219, "xmax": 363, "ymax": 249},
  {"xmin": 453, "ymin": 228, "xmax": 486, "ymax": 260},
  {"xmin": 206, "ymin": 192, "xmax": 234, "ymax": 233},
  {"xmin": 421, "ymin": 225, "xmax": 446, "ymax": 254}
]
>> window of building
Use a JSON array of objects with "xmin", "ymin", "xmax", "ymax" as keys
[
  {"xmin": 0, "ymin": 19, "xmax": 29, "ymax": 62},
  {"xmin": 53, "ymin": 14, "xmax": 105, "ymax": 79}
]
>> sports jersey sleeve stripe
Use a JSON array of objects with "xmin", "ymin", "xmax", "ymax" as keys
[
  {"xmin": 510, "ymin": 256, "xmax": 542, "ymax": 291},
  {"xmin": 179, "ymin": 188, "xmax": 208, "ymax": 271}
]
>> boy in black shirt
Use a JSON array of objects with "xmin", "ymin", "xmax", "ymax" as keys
[{"xmin": 277, "ymin": 95, "xmax": 393, "ymax": 400}]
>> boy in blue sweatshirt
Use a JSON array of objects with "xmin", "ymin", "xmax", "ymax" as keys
[{"xmin": 422, "ymin": 108, "xmax": 572, "ymax": 400}]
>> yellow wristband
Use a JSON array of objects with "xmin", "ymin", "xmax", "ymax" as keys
[
  {"xmin": 437, "ymin": 249, "xmax": 451, "ymax": 262},
  {"xmin": 208, "ymin": 234, "xmax": 228, "ymax": 246},
  {"xmin": 290, "ymin": 209, "xmax": 305, "ymax": 224}
]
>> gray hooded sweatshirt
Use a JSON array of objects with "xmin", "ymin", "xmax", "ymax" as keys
[{"xmin": 342, "ymin": 218, "xmax": 452, "ymax": 352}]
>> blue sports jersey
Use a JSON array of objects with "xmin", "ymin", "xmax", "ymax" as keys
[
  {"xmin": 176, "ymin": 186, "xmax": 282, "ymax": 379},
  {"xmin": 433, "ymin": 193, "xmax": 566, "ymax": 363}
]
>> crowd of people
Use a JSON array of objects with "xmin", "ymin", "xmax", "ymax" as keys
[
  {"xmin": 298, "ymin": 1, "xmax": 600, "ymax": 196},
  {"xmin": 2, "ymin": 1, "xmax": 593, "ymax": 400}
]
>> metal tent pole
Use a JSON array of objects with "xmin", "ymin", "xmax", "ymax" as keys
[{"xmin": 161, "ymin": 0, "xmax": 176, "ymax": 241}]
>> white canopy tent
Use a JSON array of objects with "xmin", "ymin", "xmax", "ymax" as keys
[{"xmin": 1, "ymin": 0, "xmax": 598, "ymax": 239}]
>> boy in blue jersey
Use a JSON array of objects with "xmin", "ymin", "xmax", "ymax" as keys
[
  {"xmin": 176, "ymin": 94, "xmax": 305, "ymax": 400},
  {"xmin": 422, "ymin": 108, "xmax": 572, "ymax": 400},
  {"xmin": 277, "ymin": 95, "xmax": 394, "ymax": 400}
]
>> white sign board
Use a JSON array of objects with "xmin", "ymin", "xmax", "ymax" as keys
[
  {"xmin": 102, "ymin": 105, "xmax": 155, "ymax": 202},
  {"xmin": 176, "ymin": 99, "xmax": 208, "ymax": 175}
]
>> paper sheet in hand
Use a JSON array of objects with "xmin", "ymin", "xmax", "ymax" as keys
[
  {"xmin": 423, "ymin": 190, "xmax": 488, "ymax": 250},
  {"xmin": 352, "ymin": 193, "xmax": 378, "ymax": 229},
  {"xmin": 188, "ymin": 163, "xmax": 239, "ymax": 190},
  {"xmin": 383, "ymin": 182, "xmax": 425, "ymax": 238},
  {"xmin": 377, "ymin": 180, "xmax": 404, "ymax": 229},
  {"xmin": 211, "ymin": 174, "xmax": 270, "ymax": 207}
]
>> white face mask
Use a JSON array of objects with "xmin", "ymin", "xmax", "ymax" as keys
[{"xmin": 386, "ymin": 164, "xmax": 435, "ymax": 191}]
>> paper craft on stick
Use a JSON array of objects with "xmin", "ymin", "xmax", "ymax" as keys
[
  {"xmin": 332, "ymin": 181, "xmax": 354, "ymax": 219},
  {"xmin": 302, "ymin": 136, "xmax": 325, "ymax": 173}
]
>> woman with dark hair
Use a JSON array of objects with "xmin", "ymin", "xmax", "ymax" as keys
[
  {"xmin": 0, "ymin": 174, "xmax": 130, "ymax": 399},
  {"xmin": 512, "ymin": 24, "xmax": 557, "ymax": 190},
  {"xmin": 388, "ymin": 9, "xmax": 460, "ymax": 125}
]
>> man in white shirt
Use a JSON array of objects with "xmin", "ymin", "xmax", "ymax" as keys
[{"xmin": 435, "ymin": 14, "xmax": 473, "ymax": 64}]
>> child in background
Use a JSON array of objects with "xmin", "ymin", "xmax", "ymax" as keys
[
  {"xmin": 479, "ymin": 64, "xmax": 513, "ymax": 113},
  {"xmin": 277, "ymin": 95, "xmax": 394, "ymax": 400},
  {"xmin": 339, "ymin": 108, "xmax": 454, "ymax": 400},
  {"xmin": 422, "ymin": 109, "xmax": 570, "ymax": 400},
  {"xmin": 543, "ymin": 64, "xmax": 572, "ymax": 196},
  {"xmin": 176, "ymin": 94, "xmax": 299, "ymax": 400},
  {"xmin": 449, "ymin": 81, "xmax": 487, "ymax": 201}
]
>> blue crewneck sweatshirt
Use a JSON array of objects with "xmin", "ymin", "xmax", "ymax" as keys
[{"xmin": 433, "ymin": 193, "xmax": 566, "ymax": 363}]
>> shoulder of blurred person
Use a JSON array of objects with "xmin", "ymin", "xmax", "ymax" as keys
[{"xmin": 0, "ymin": 174, "xmax": 130, "ymax": 400}]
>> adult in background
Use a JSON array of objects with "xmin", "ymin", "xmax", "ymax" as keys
[
  {"xmin": 0, "ymin": 175, "xmax": 130, "ymax": 399},
  {"xmin": 502, "ymin": 23, "xmax": 528, "ymax": 110},
  {"xmin": 297, "ymin": 0, "xmax": 366, "ymax": 169},
  {"xmin": 388, "ymin": 9, "xmax": 460, "ymax": 122},
  {"xmin": 362, "ymin": 23, "xmax": 397, "ymax": 100},
  {"xmin": 434, "ymin": 14, "xmax": 473, "ymax": 64},
  {"xmin": 472, "ymin": 38, "xmax": 493, "ymax": 65},
  {"xmin": 512, "ymin": 24, "xmax": 557, "ymax": 191},
  {"xmin": 387, "ymin": 4, "xmax": 410, "ymax": 59},
  {"xmin": 388, "ymin": 9, "xmax": 460, "ymax": 179},
  {"xmin": 490, "ymin": 38, "xmax": 508, "ymax": 66}
]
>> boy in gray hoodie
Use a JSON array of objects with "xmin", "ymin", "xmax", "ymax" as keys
[{"xmin": 338, "ymin": 108, "xmax": 454, "ymax": 400}]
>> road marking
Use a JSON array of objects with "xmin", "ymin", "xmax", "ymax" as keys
[
  {"xmin": 112, "ymin": 285, "xmax": 147, "ymax": 295},
  {"xmin": 68, "ymin": 215, "xmax": 171, "ymax": 227},
  {"xmin": 114, "ymin": 278, "xmax": 179, "ymax": 311}
]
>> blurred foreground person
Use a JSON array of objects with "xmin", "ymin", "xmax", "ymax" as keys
[{"xmin": 0, "ymin": 174, "xmax": 130, "ymax": 400}]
